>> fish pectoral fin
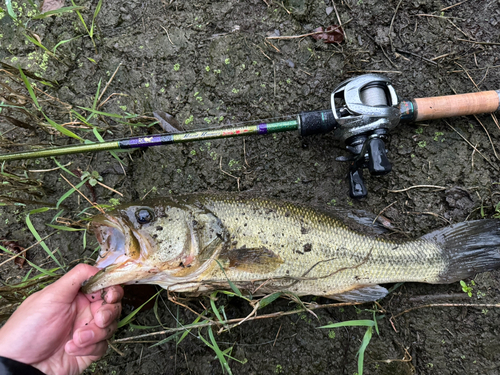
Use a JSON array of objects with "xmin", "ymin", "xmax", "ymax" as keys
[
  {"xmin": 326, "ymin": 285, "xmax": 388, "ymax": 302},
  {"xmin": 219, "ymin": 246, "xmax": 283, "ymax": 273}
]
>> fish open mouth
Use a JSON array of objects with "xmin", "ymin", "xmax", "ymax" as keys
[{"xmin": 82, "ymin": 214, "xmax": 159, "ymax": 294}]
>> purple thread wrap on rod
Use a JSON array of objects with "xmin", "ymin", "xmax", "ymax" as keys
[
  {"xmin": 120, "ymin": 135, "xmax": 174, "ymax": 149},
  {"xmin": 257, "ymin": 123, "xmax": 268, "ymax": 135}
]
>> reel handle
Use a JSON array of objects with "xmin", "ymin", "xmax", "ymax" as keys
[{"xmin": 367, "ymin": 137, "xmax": 392, "ymax": 175}]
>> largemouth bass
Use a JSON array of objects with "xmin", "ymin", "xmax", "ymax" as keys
[{"xmin": 82, "ymin": 195, "xmax": 500, "ymax": 302}]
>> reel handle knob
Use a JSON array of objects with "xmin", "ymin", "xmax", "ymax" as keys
[
  {"xmin": 367, "ymin": 137, "xmax": 392, "ymax": 176},
  {"xmin": 349, "ymin": 167, "xmax": 367, "ymax": 199}
]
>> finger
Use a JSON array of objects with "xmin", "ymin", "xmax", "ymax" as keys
[
  {"xmin": 72, "ymin": 320, "xmax": 118, "ymax": 348},
  {"xmin": 65, "ymin": 339, "xmax": 108, "ymax": 358},
  {"xmin": 45, "ymin": 264, "xmax": 100, "ymax": 303},
  {"xmin": 93, "ymin": 302, "xmax": 122, "ymax": 328},
  {"xmin": 84, "ymin": 284, "xmax": 124, "ymax": 304},
  {"xmin": 104, "ymin": 285, "xmax": 124, "ymax": 304}
]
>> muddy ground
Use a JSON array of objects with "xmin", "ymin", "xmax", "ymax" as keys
[{"xmin": 1, "ymin": 0, "xmax": 500, "ymax": 374}]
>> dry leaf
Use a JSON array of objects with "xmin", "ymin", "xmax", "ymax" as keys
[
  {"xmin": 1, "ymin": 241, "xmax": 26, "ymax": 268},
  {"xmin": 312, "ymin": 25, "xmax": 344, "ymax": 44},
  {"xmin": 153, "ymin": 111, "xmax": 183, "ymax": 133},
  {"xmin": 41, "ymin": 0, "xmax": 65, "ymax": 13}
]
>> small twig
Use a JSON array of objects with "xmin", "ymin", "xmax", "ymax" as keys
[
  {"xmin": 277, "ymin": 1, "xmax": 291, "ymax": 14},
  {"xmin": 410, "ymin": 211, "xmax": 451, "ymax": 224},
  {"xmin": 406, "ymin": 293, "xmax": 469, "ymax": 303},
  {"xmin": 457, "ymin": 38, "xmax": 500, "ymax": 46},
  {"xmin": 389, "ymin": 0, "xmax": 403, "ymax": 51},
  {"xmin": 28, "ymin": 162, "xmax": 72, "ymax": 173},
  {"xmin": 252, "ymin": 42, "xmax": 272, "ymax": 61},
  {"xmin": 273, "ymin": 323, "xmax": 282, "ymax": 347},
  {"xmin": 346, "ymin": 70, "xmax": 402, "ymax": 74},
  {"xmin": 395, "ymin": 48, "xmax": 437, "ymax": 66},
  {"xmin": 160, "ymin": 25, "xmax": 174, "ymax": 45},
  {"xmin": 60, "ymin": 174, "xmax": 105, "ymax": 213},
  {"xmin": 107, "ymin": 340, "xmax": 125, "ymax": 356},
  {"xmin": 393, "ymin": 302, "xmax": 500, "ymax": 319},
  {"xmin": 98, "ymin": 93, "xmax": 127, "ymax": 109},
  {"xmin": 243, "ymin": 139, "xmax": 249, "ymax": 167},
  {"xmin": 473, "ymin": 114, "xmax": 499, "ymax": 160},
  {"xmin": 388, "ymin": 185, "xmax": 446, "ymax": 193},
  {"xmin": 219, "ymin": 156, "xmax": 240, "ymax": 191},
  {"xmin": 265, "ymin": 39, "xmax": 281, "ymax": 53},
  {"xmin": 265, "ymin": 23, "xmax": 347, "ymax": 40},
  {"xmin": 373, "ymin": 201, "xmax": 397, "ymax": 224},
  {"xmin": 447, "ymin": 19, "xmax": 469, "ymax": 38},
  {"xmin": 456, "ymin": 62, "xmax": 479, "ymax": 91},
  {"xmin": 95, "ymin": 180, "xmax": 123, "ymax": 197},
  {"xmin": 431, "ymin": 52, "xmax": 453, "ymax": 61},
  {"xmin": 441, "ymin": 0, "xmax": 468, "ymax": 11},
  {"xmin": 98, "ymin": 63, "xmax": 122, "ymax": 103},
  {"xmin": 445, "ymin": 121, "xmax": 497, "ymax": 170},
  {"xmin": 416, "ymin": 14, "xmax": 463, "ymax": 20},
  {"xmin": 491, "ymin": 113, "xmax": 500, "ymax": 132},
  {"xmin": 330, "ymin": 0, "xmax": 345, "ymax": 39}
]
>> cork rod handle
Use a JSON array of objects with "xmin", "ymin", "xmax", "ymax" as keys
[{"xmin": 413, "ymin": 90, "xmax": 500, "ymax": 121}]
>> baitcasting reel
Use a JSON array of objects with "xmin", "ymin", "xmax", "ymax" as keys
[{"xmin": 298, "ymin": 74, "xmax": 401, "ymax": 199}]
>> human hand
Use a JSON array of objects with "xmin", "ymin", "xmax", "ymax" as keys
[{"xmin": 0, "ymin": 264, "xmax": 123, "ymax": 375}]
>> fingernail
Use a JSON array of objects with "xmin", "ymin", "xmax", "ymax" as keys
[
  {"xmin": 106, "ymin": 290, "xmax": 116, "ymax": 303},
  {"xmin": 78, "ymin": 330, "xmax": 94, "ymax": 346},
  {"xmin": 98, "ymin": 309, "xmax": 113, "ymax": 326}
]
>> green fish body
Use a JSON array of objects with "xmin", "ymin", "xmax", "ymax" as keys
[{"xmin": 82, "ymin": 195, "xmax": 500, "ymax": 302}]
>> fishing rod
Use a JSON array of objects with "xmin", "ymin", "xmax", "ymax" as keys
[{"xmin": 1, "ymin": 74, "xmax": 499, "ymax": 198}]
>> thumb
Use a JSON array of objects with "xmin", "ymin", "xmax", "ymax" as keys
[{"xmin": 45, "ymin": 264, "xmax": 100, "ymax": 303}]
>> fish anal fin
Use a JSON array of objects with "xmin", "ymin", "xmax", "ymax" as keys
[
  {"xmin": 326, "ymin": 285, "xmax": 388, "ymax": 302},
  {"xmin": 219, "ymin": 246, "xmax": 283, "ymax": 273}
]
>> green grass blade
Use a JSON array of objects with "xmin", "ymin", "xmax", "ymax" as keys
[
  {"xmin": 18, "ymin": 67, "xmax": 40, "ymax": 110},
  {"xmin": 46, "ymin": 224, "xmax": 85, "ymax": 231},
  {"xmin": 52, "ymin": 36, "xmax": 81, "ymax": 53},
  {"xmin": 33, "ymin": 5, "xmax": 85, "ymax": 19},
  {"xmin": 176, "ymin": 314, "xmax": 203, "ymax": 345},
  {"xmin": 215, "ymin": 260, "xmax": 243, "ymax": 298},
  {"xmin": 92, "ymin": 128, "xmax": 123, "ymax": 162},
  {"xmin": 318, "ymin": 320, "xmax": 376, "ymax": 329},
  {"xmin": 78, "ymin": 106, "xmax": 124, "ymax": 118},
  {"xmin": 90, "ymin": 0, "xmax": 103, "ymax": 38},
  {"xmin": 91, "ymin": 79, "xmax": 101, "ymax": 111},
  {"xmin": 357, "ymin": 326, "xmax": 373, "ymax": 375},
  {"xmin": 51, "ymin": 158, "xmax": 77, "ymax": 177},
  {"xmin": 150, "ymin": 332, "xmax": 183, "ymax": 347},
  {"xmin": 210, "ymin": 292, "xmax": 224, "ymax": 323},
  {"xmin": 129, "ymin": 323, "xmax": 163, "ymax": 330},
  {"xmin": 43, "ymin": 113, "xmax": 83, "ymax": 141},
  {"xmin": 207, "ymin": 326, "xmax": 233, "ymax": 375},
  {"xmin": 56, "ymin": 178, "xmax": 88, "ymax": 208},
  {"xmin": 26, "ymin": 209, "xmax": 65, "ymax": 269},
  {"xmin": 71, "ymin": 109, "xmax": 94, "ymax": 128},
  {"xmin": 258, "ymin": 292, "xmax": 282, "ymax": 309},
  {"xmin": 5, "ymin": 0, "xmax": 17, "ymax": 19},
  {"xmin": 117, "ymin": 290, "xmax": 161, "ymax": 328},
  {"xmin": 71, "ymin": 0, "xmax": 90, "ymax": 34}
]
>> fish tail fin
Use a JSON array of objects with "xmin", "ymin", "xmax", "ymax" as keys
[{"xmin": 422, "ymin": 220, "xmax": 500, "ymax": 283}]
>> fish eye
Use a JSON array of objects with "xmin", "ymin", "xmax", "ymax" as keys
[{"xmin": 135, "ymin": 208, "xmax": 154, "ymax": 224}]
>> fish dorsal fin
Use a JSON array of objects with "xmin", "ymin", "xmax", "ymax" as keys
[
  {"xmin": 219, "ymin": 246, "xmax": 283, "ymax": 274},
  {"xmin": 327, "ymin": 285, "xmax": 388, "ymax": 302}
]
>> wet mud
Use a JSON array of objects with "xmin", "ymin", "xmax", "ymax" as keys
[{"xmin": 1, "ymin": 0, "xmax": 500, "ymax": 374}]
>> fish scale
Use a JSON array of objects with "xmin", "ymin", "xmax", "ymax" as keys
[{"xmin": 198, "ymin": 197, "xmax": 445, "ymax": 296}]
